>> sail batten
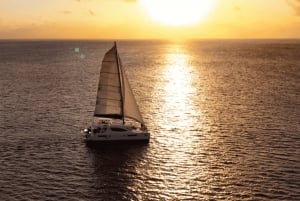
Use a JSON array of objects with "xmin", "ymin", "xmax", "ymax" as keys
[{"xmin": 93, "ymin": 42, "xmax": 144, "ymax": 124}]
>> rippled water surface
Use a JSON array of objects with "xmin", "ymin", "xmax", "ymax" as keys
[{"xmin": 0, "ymin": 40, "xmax": 299, "ymax": 200}]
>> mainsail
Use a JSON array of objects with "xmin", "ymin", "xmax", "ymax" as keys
[{"xmin": 94, "ymin": 42, "xmax": 144, "ymax": 124}]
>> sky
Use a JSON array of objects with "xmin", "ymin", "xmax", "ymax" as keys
[{"xmin": 0, "ymin": 0, "xmax": 299, "ymax": 39}]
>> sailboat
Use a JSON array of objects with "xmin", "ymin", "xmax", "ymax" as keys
[{"xmin": 84, "ymin": 42, "xmax": 150, "ymax": 143}]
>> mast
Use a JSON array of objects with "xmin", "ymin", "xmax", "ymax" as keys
[{"xmin": 115, "ymin": 41, "xmax": 125, "ymax": 125}]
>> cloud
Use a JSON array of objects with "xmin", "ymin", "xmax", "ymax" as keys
[
  {"xmin": 89, "ymin": 9, "xmax": 95, "ymax": 16},
  {"xmin": 234, "ymin": 5, "xmax": 241, "ymax": 12},
  {"xmin": 286, "ymin": 0, "xmax": 300, "ymax": 16}
]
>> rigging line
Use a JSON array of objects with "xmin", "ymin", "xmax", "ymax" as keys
[{"xmin": 114, "ymin": 41, "xmax": 125, "ymax": 124}]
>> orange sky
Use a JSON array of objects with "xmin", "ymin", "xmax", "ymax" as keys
[{"xmin": 0, "ymin": 0, "xmax": 299, "ymax": 39}]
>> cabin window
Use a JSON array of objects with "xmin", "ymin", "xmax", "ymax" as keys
[{"xmin": 110, "ymin": 127, "xmax": 127, "ymax": 132}]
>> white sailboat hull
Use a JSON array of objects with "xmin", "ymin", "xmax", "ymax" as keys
[
  {"xmin": 84, "ymin": 123, "xmax": 150, "ymax": 143},
  {"xmin": 85, "ymin": 132, "xmax": 150, "ymax": 143}
]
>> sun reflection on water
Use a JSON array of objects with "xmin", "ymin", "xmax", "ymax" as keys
[
  {"xmin": 158, "ymin": 47, "xmax": 201, "ymax": 133},
  {"xmin": 145, "ymin": 44, "xmax": 209, "ymax": 198}
]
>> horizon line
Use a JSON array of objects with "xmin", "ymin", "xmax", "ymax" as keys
[{"xmin": 0, "ymin": 37, "xmax": 300, "ymax": 41}]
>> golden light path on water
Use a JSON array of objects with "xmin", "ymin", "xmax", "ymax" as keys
[
  {"xmin": 141, "ymin": 44, "xmax": 212, "ymax": 199},
  {"xmin": 161, "ymin": 48, "xmax": 200, "ymax": 132}
]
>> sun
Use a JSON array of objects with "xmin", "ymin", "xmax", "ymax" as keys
[{"xmin": 139, "ymin": 0, "xmax": 215, "ymax": 27}]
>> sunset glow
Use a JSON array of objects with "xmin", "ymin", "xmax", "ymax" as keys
[
  {"xmin": 139, "ymin": 0, "xmax": 215, "ymax": 26},
  {"xmin": 0, "ymin": 0, "xmax": 299, "ymax": 39}
]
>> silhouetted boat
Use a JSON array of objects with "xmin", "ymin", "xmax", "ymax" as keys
[{"xmin": 84, "ymin": 42, "xmax": 150, "ymax": 144}]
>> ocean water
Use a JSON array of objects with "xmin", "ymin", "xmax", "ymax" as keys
[{"xmin": 0, "ymin": 39, "xmax": 299, "ymax": 200}]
